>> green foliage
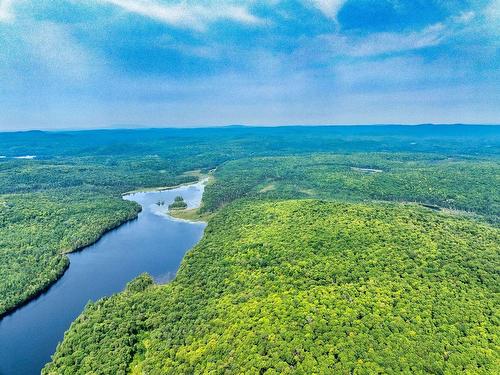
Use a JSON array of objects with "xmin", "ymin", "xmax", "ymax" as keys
[
  {"xmin": 1, "ymin": 126, "xmax": 499, "ymax": 372},
  {"xmin": 1, "ymin": 126, "xmax": 498, "ymax": 161},
  {"xmin": 169, "ymin": 196, "xmax": 188, "ymax": 210},
  {"xmin": 0, "ymin": 157, "xmax": 197, "ymax": 195},
  {"xmin": 0, "ymin": 155, "xmax": 198, "ymax": 316},
  {"xmin": 126, "ymin": 273, "xmax": 154, "ymax": 293},
  {"xmin": 44, "ymin": 200, "xmax": 500, "ymax": 374},
  {"xmin": 202, "ymin": 153, "xmax": 500, "ymax": 223},
  {"xmin": 0, "ymin": 191, "xmax": 140, "ymax": 316}
]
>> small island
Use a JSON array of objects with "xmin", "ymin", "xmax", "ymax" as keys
[{"xmin": 168, "ymin": 196, "xmax": 187, "ymax": 210}]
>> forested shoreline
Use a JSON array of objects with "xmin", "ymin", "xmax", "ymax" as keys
[
  {"xmin": 44, "ymin": 200, "xmax": 499, "ymax": 374},
  {"xmin": 0, "ymin": 156, "xmax": 198, "ymax": 316},
  {"xmin": 0, "ymin": 191, "xmax": 142, "ymax": 317},
  {"xmin": 1, "ymin": 125, "xmax": 499, "ymax": 373}
]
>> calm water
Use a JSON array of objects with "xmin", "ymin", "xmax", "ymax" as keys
[{"xmin": 0, "ymin": 181, "xmax": 207, "ymax": 375}]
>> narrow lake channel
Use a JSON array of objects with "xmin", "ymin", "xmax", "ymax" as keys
[{"xmin": 0, "ymin": 181, "xmax": 207, "ymax": 375}]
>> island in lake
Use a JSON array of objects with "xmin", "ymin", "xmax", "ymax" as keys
[{"xmin": 168, "ymin": 195, "xmax": 188, "ymax": 210}]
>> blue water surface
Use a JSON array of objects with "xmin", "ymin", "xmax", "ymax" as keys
[{"xmin": 0, "ymin": 181, "xmax": 207, "ymax": 375}]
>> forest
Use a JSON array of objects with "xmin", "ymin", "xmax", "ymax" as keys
[
  {"xmin": 168, "ymin": 196, "xmax": 188, "ymax": 210},
  {"xmin": 44, "ymin": 200, "xmax": 499, "ymax": 374},
  {"xmin": 0, "ymin": 125, "xmax": 499, "ymax": 373},
  {"xmin": 0, "ymin": 191, "xmax": 140, "ymax": 315},
  {"xmin": 201, "ymin": 153, "xmax": 499, "ymax": 223},
  {"xmin": 0, "ymin": 157, "xmax": 195, "ymax": 316}
]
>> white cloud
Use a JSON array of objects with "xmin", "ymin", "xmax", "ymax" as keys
[
  {"xmin": 485, "ymin": 0, "xmax": 499, "ymax": 18},
  {"xmin": 319, "ymin": 23, "xmax": 447, "ymax": 57},
  {"xmin": 0, "ymin": 0, "xmax": 15, "ymax": 22},
  {"xmin": 452, "ymin": 10, "xmax": 475, "ymax": 24},
  {"xmin": 23, "ymin": 21, "xmax": 103, "ymax": 80},
  {"xmin": 484, "ymin": 0, "xmax": 499, "ymax": 26},
  {"xmin": 308, "ymin": 0, "xmax": 347, "ymax": 19},
  {"xmin": 333, "ymin": 56, "xmax": 462, "ymax": 90},
  {"xmin": 99, "ymin": 0, "xmax": 263, "ymax": 30}
]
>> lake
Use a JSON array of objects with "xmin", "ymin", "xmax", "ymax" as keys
[{"xmin": 0, "ymin": 181, "xmax": 207, "ymax": 375}]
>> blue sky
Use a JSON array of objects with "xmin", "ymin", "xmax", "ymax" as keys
[{"xmin": 0, "ymin": 0, "xmax": 498, "ymax": 130}]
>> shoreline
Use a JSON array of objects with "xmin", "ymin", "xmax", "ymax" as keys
[
  {"xmin": 167, "ymin": 207, "xmax": 212, "ymax": 223},
  {"xmin": 1, "ymin": 177, "xmax": 208, "ymax": 320},
  {"xmin": 150, "ymin": 178, "xmax": 211, "ymax": 224},
  {"xmin": 0, "ymin": 261, "xmax": 70, "ymax": 320},
  {"xmin": 121, "ymin": 180, "xmax": 197, "ymax": 195},
  {"xmin": 121, "ymin": 171, "xmax": 213, "ymax": 196},
  {"xmin": 0, "ymin": 208, "xmax": 142, "ymax": 320}
]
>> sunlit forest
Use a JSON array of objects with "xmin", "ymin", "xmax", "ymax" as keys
[
  {"xmin": 44, "ymin": 200, "xmax": 499, "ymax": 374},
  {"xmin": 201, "ymin": 153, "xmax": 499, "ymax": 222},
  {"xmin": 1, "ymin": 125, "xmax": 499, "ymax": 374}
]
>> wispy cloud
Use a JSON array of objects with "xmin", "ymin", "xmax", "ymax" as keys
[
  {"xmin": 1, "ymin": 20, "xmax": 104, "ymax": 81},
  {"xmin": 322, "ymin": 23, "xmax": 447, "ymax": 57},
  {"xmin": 30, "ymin": 22, "xmax": 100, "ymax": 78},
  {"xmin": 0, "ymin": 0, "xmax": 15, "ymax": 22},
  {"xmin": 99, "ymin": 0, "xmax": 263, "ymax": 30},
  {"xmin": 452, "ymin": 10, "xmax": 475, "ymax": 24},
  {"xmin": 484, "ymin": 0, "xmax": 499, "ymax": 25},
  {"xmin": 333, "ymin": 56, "xmax": 460, "ymax": 90},
  {"xmin": 308, "ymin": 0, "xmax": 347, "ymax": 19}
]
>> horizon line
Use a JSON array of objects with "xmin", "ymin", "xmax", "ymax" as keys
[{"xmin": 1, "ymin": 123, "xmax": 500, "ymax": 133}]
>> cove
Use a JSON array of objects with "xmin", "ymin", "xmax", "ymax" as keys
[{"xmin": 0, "ymin": 181, "xmax": 207, "ymax": 375}]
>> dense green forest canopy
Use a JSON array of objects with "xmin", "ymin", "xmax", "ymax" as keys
[
  {"xmin": 0, "ymin": 154, "xmax": 198, "ymax": 316},
  {"xmin": 201, "ymin": 153, "xmax": 500, "ymax": 222},
  {"xmin": 1, "ymin": 125, "xmax": 499, "ymax": 373},
  {"xmin": 0, "ymin": 191, "xmax": 140, "ymax": 315},
  {"xmin": 44, "ymin": 200, "xmax": 499, "ymax": 374},
  {"xmin": 168, "ymin": 196, "xmax": 188, "ymax": 210},
  {"xmin": 0, "ymin": 126, "xmax": 499, "ymax": 314}
]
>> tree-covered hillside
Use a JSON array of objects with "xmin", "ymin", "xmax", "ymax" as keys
[
  {"xmin": 1, "ymin": 126, "xmax": 499, "ymax": 315},
  {"xmin": 0, "ymin": 158, "xmax": 195, "ymax": 316},
  {"xmin": 201, "ymin": 153, "xmax": 500, "ymax": 222},
  {"xmin": 0, "ymin": 191, "xmax": 140, "ymax": 315},
  {"xmin": 44, "ymin": 200, "xmax": 499, "ymax": 374}
]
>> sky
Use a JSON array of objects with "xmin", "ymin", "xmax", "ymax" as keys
[{"xmin": 0, "ymin": 0, "xmax": 499, "ymax": 130}]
